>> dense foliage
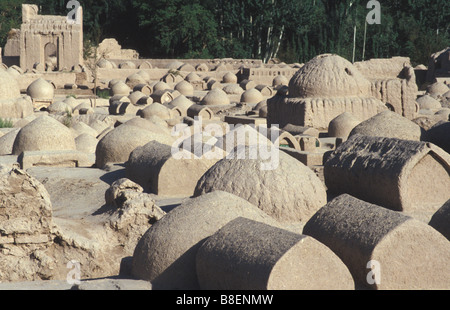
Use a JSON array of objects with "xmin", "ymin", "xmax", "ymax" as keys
[{"xmin": 0, "ymin": 0, "xmax": 448, "ymax": 65}]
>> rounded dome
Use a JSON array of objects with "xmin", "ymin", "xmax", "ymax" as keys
[
  {"xmin": 349, "ymin": 110, "xmax": 423, "ymax": 141},
  {"xmin": 289, "ymin": 54, "xmax": 372, "ymax": 98},
  {"xmin": 108, "ymin": 79, "xmax": 123, "ymax": 88},
  {"xmin": 139, "ymin": 103, "xmax": 172, "ymax": 120},
  {"xmin": 223, "ymin": 84, "xmax": 244, "ymax": 95},
  {"xmin": 0, "ymin": 70, "xmax": 20, "ymax": 100},
  {"xmin": 222, "ymin": 72, "xmax": 238, "ymax": 84},
  {"xmin": 273, "ymin": 75, "xmax": 289, "ymax": 88},
  {"xmin": 119, "ymin": 61, "xmax": 136, "ymax": 69},
  {"xmin": 167, "ymin": 61, "xmax": 184, "ymax": 70},
  {"xmin": 128, "ymin": 91, "xmax": 146, "ymax": 105},
  {"xmin": 136, "ymin": 70, "xmax": 151, "ymax": 82},
  {"xmin": 427, "ymin": 82, "xmax": 449, "ymax": 96},
  {"xmin": 174, "ymin": 80, "xmax": 194, "ymax": 96},
  {"xmin": 200, "ymin": 88, "xmax": 230, "ymax": 106},
  {"xmin": 126, "ymin": 73, "xmax": 146, "ymax": 85},
  {"xmin": 168, "ymin": 95, "xmax": 194, "ymax": 110},
  {"xmin": 47, "ymin": 101, "xmax": 71, "ymax": 113},
  {"xmin": 12, "ymin": 115, "xmax": 76, "ymax": 155},
  {"xmin": 328, "ymin": 112, "xmax": 361, "ymax": 139},
  {"xmin": 95, "ymin": 123, "xmax": 174, "ymax": 168},
  {"xmin": 153, "ymin": 81, "xmax": 171, "ymax": 92},
  {"xmin": 110, "ymin": 81, "xmax": 131, "ymax": 96},
  {"xmin": 185, "ymin": 72, "xmax": 201, "ymax": 82},
  {"xmin": 194, "ymin": 148, "xmax": 327, "ymax": 223},
  {"xmin": 26, "ymin": 78, "xmax": 54, "ymax": 100},
  {"xmin": 240, "ymin": 88, "xmax": 264, "ymax": 104},
  {"xmin": 416, "ymin": 95, "xmax": 442, "ymax": 110},
  {"xmin": 97, "ymin": 58, "xmax": 114, "ymax": 69}
]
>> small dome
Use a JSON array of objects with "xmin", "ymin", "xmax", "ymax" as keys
[
  {"xmin": 26, "ymin": 78, "xmax": 54, "ymax": 100},
  {"xmin": 126, "ymin": 73, "xmax": 146, "ymax": 85},
  {"xmin": 168, "ymin": 95, "xmax": 194, "ymax": 111},
  {"xmin": 47, "ymin": 101, "xmax": 71, "ymax": 113},
  {"xmin": 110, "ymin": 81, "xmax": 131, "ymax": 96},
  {"xmin": 119, "ymin": 61, "xmax": 136, "ymax": 69},
  {"xmin": 185, "ymin": 72, "xmax": 201, "ymax": 82},
  {"xmin": 167, "ymin": 61, "xmax": 185, "ymax": 70},
  {"xmin": 174, "ymin": 80, "xmax": 194, "ymax": 96},
  {"xmin": 289, "ymin": 54, "xmax": 372, "ymax": 98},
  {"xmin": 12, "ymin": 115, "xmax": 76, "ymax": 155},
  {"xmin": 179, "ymin": 63, "xmax": 196, "ymax": 72},
  {"xmin": 349, "ymin": 110, "xmax": 423, "ymax": 141},
  {"xmin": 200, "ymin": 88, "xmax": 230, "ymax": 106},
  {"xmin": 0, "ymin": 70, "xmax": 20, "ymax": 100},
  {"xmin": 153, "ymin": 81, "xmax": 171, "ymax": 92},
  {"xmin": 416, "ymin": 95, "xmax": 442, "ymax": 110},
  {"xmin": 222, "ymin": 72, "xmax": 238, "ymax": 84},
  {"xmin": 108, "ymin": 79, "xmax": 123, "ymax": 88},
  {"xmin": 139, "ymin": 103, "xmax": 172, "ymax": 120},
  {"xmin": 97, "ymin": 58, "xmax": 114, "ymax": 69},
  {"xmin": 427, "ymin": 82, "xmax": 449, "ymax": 96},
  {"xmin": 328, "ymin": 112, "xmax": 361, "ymax": 139},
  {"xmin": 128, "ymin": 91, "xmax": 146, "ymax": 105},
  {"xmin": 196, "ymin": 63, "xmax": 209, "ymax": 72},
  {"xmin": 240, "ymin": 88, "xmax": 264, "ymax": 104},
  {"xmin": 273, "ymin": 75, "xmax": 289, "ymax": 87},
  {"xmin": 136, "ymin": 70, "xmax": 151, "ymax": 82},
  {"xmin": 223, "ymin": 84, "xmax": 244, "ymax": 95}
]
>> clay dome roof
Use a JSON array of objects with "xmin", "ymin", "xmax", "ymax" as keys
[
  {"xmin": 289, "ymin": 54, "xmax": 372, "ymax": 98},
  {"xmin": 200, "ymin": 88, "xmax": 230, "ymax": 106},
  {"xmin": 26, "ymin": 78, "xmax": 54, "ymax": 100}
]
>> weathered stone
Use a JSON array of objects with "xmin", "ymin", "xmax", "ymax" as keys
[
  {"xmin": 0, "ymin": 128, "xmax": 20, "ymax": 155},
  {"xmin": 126, "ymin": 141, "xmax": 219, "ymax": 197},
  {"xmin": 12, "ymin": 115, "xmax": 76, "ymax": 155},
  {"xmin": 174, "ymin": 80, "xmax": 194, "ymax": 96},
  {"xmin": 427, "ymin": 81, "xmax": 449, "ymax": 96},
  {"xmin": 349, "ymin": 110, "xmax": 424, "ymax": 141},
  {"xmin": 75, "ymin": 133, "xmax": 98, "ymax": 153},
  {"xmin": 200, "ymin": 88, "xmax": 230, "ymax": 106},
  {"xmin": 268, "ymin": 54, "xmax": 388, "ymax": 129},
  {"xmin": 0, "ymin": 166, "xmax": 52, "ymax": 236},
  {"xmin": 328, "ymin": 112, "xmax": 361, "ymax": 139},
  {"xmin": 240, "ymin": 88, "xmax": 264, "ymax": 104},
  {"xmin": 95, "ymin": 123, "xmax": 175, "ymax": 168},
  {"xmin": 131, "ymin": 191, "xmax": 279, "ymax": 289},
  {"xmin": 222, "ymin": 72, "xmax": 238, "ymax": 84},
  {"xmin": 423, "ymin": 121, "xmax": 450, "ymax": 154},
  {"xmin": 290, "ymin": 54, "xmax": 371, "ymax": 98},
  {"xmin": 19, "ymin": 4, "xmax": 83, "ymax": 71},
  {"xmin": 26, "ymin": 78, "xmax": 54, "ymax": 110},
  {"xmin": 18, "ymin": 149, "xmax": 95, "ymax": 169},
  {"xmin": 197, "ymin": 217, "xmax": 354, "ymax": 290},
  {"xmin": 138, "ymin": 102, "xmax": 172, "ymax": 120},
  {"xmin": 194, "ymin": 146, "xmax": 327, "ymax": 224},
  {"xmin": 324, "ymin": 135, "xmax": 450, "ymax": 221},
  {"xmin": 355, "ymin": 58, "xmax": 419, "ymax": 120},
  {"xmin": 303, "ymin": 194, "xmax": 450, "ymax": 290}
]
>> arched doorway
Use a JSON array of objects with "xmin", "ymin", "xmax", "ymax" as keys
[{"xmin": 44, "ymin": 42, "xmax": 58, "ymax": 71}]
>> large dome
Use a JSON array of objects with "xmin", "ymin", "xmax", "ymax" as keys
[
  {"xmin": 0, "ymin": 70, "xmax": 21, "ymax": 100},
  {"xmin": 289, "ymin": 54, "xmax": 372, "ymax": 98},
  {"xmin": 26, "ymin": 78, "xmax": 54, "ymax": 100}
]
